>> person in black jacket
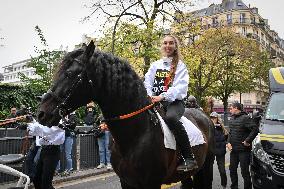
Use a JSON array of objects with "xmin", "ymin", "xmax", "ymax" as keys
[
  {"xmin": 227, "ymin": 102, "xmax": 258, "ymax": 189},
  {"xmin": 84, "ymin": 106, "xmax": 96, "ymax": 127},
  {"xmin": 210, "ymin": 112, "xmax": 228, "ymax": 189}
]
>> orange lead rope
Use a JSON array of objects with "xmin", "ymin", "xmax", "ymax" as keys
[
  {"xmin": 119, "ymin": 103, "xmax": 155, "ymax": 120},
  {"xmin": 102, "ymin": 103, "xmax": 155, "ymax": 123}
]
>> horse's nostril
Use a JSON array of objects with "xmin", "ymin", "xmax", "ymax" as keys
[{"xmin": 38, "ymin": 111, "xmax": 45, "ymax": 120}]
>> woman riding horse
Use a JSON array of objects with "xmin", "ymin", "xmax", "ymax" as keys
[{"xmin": 37, "ymin": 41, "xmax": 214, "ymax": 189}]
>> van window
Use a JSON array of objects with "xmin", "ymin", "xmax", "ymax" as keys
[{"xmin": 265, "ymin": 93, "xmax": 284, "ymax": 120}]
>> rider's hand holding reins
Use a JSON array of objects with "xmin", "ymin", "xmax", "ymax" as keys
[{"xmin": 151, "ymin": 96, "xmax": 164, "ymax": 103}]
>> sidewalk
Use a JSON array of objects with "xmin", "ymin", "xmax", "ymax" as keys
[{"xmin": 0, "ymin": 167, "xmax": 112, "ymax": 189}]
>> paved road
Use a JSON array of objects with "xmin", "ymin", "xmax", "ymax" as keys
[{"xmin": 54, "ymin": 153, "xmax": 245, "ymax": 189}]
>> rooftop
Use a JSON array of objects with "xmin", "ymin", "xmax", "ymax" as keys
[{"xmin": 193, "ymin": 0, "xmax": 248, "ymax": 17}]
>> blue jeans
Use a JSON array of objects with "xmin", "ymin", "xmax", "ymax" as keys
[
  {"xmin": 57, "ymin": 136, "xmax": 74, "ymax": 171},
  {"xmin": 97, "ymin": 131, "xmax": 111, "ymax": 164}
]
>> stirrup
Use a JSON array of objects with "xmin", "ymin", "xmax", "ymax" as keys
[{"xmin": 177, "ymin": 158, "xmax": 198, "ymax": 172}]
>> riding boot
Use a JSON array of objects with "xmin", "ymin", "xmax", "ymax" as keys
[{"xmin": 171, "ymin": 121, "xmax": 198, "ymax": 171}]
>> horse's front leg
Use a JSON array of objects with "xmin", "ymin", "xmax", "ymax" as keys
[
  {"xmin": 181, "ymin": 177, "xmax": 193, "ymax": 189},
  {"xmin": 120, "ymin": 179, "xmax": 137, "ymax": 189}
]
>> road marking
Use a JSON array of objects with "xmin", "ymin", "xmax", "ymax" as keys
[
  {"xmin": 225, "ymin": 163, "xmax": 230, "ymax": 167},
  {"xmin": 55, "ymin": 172, "xmax": 116, "ymax": 188}
]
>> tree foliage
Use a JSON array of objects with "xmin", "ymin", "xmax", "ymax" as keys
[
  {"xmin": 20, "ymin": 26, "xmax": 66, "ymax": 94},
  {"xmin": 98, "ymin": 22, "xmax": 162, "ymax": 76},
  {"xmin": 204, "ymin": 28, "xmax": 272, "ymax": 123},
  {"xmin": 86, "ymin": 0, "xmax": 195, "ymax": 74},
  {"xmin": 173, "ymin": 13, "xmax": 221, "ymax": 107},
  {"xmin": 0, "ymin": 84, "xmax": 38, "ymax": 119},
  {"xmin": 173, "ymin": 16, "xmax": 272, "ymax": 113}
]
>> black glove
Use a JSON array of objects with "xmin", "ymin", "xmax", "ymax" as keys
[{"xmin": 16, "ymin": 123, "xmax": 28, "ymax": 130}]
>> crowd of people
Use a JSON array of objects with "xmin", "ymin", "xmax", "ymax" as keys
[{"xmin": 187, "ymin": 97, "xmax": 259, "ymax": 189}]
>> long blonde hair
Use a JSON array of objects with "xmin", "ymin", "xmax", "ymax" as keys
[{"xmin": 161, "ymin": 35, "xmax": 182, "ymax": 85}]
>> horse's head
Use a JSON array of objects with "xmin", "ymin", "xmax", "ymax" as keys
[{"xmin": 38, "ymin": 41, "xmax": 96, "ymax": 126}]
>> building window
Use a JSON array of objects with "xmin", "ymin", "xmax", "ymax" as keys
[
  {"xmin": 244, "ymin": 100, "xmax": 251, "ymax": 104},
  {"xmin": 212, "ymin": 16, "xmax": 218, "ymax": 27},
  {"xmin": 240, "ymin": 13, "xmax": 246, "ymax": 23},
  {"xmin": 227, "ymin": 14, "xmax": 232, "ymax": 24},
  {"xmin": 241, "ymin": 27, "xmax": 247, "ymax": 36}
]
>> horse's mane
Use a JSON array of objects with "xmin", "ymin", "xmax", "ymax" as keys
[
  {"xmin": 53, "ymin": 49, "xmax": 85, "ymax": 82},
  {"xmin": 89, "ymin": 50, "xmax": 148, "ymax": 105}
]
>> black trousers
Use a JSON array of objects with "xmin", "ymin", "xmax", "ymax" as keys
[
  {"xmin": 162, "ymin": 100, "xmax": 192, "ymax": 159},
  {"xmin": 24, "ymin": 141, "xmax": 40, "ymax": 182},
  {"xmin": 215, "ymin": 155, "xmax": 227, "ymax": 187},
  {"xmin": 162, "ymin": 100, "xmax": 185, "ymax": 129},
  {"xmin": 229, "ymin": 151, "xmax": 252, "ymax": 189},
  {"xmin": 33, "ymin": 145, "xmax": 60, "ymax": 189}
]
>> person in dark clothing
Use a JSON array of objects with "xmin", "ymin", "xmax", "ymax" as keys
[
  {"xmin": 186, "ymin": 95, "xmax": 202, "ymax": 110},
  {"xmin": 56, "ymin": 112, "xmax": 77, "ymax": 175},
  {"xmin": 227, "ymin": 102, "xmax": 258, "ymax": 189},
  {"xmin": 16, "ymin": 105, "xmax": 28, "ymax": 116},
  {"xmin": 84, "ymin": 106, "xmax": 96, "ymax": 127},
  {"xmin": 95, "ymin": 114, "xmax": 112, "ymax": 170},
  {"xmin": 210, "ymin": 112, "xmax": 228, "ymax": 189},
  {"xmin": 6, "ymin": 107, "xmax": 17, "ymax": 128},
  {"xmin": 251, "ymin": 109, "xmax": 263, "ymax": 126}
]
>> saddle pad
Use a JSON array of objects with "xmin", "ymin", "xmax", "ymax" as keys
[{"xmin": 156, "ymin": 112, "xmax": 206, "ymax": 150}]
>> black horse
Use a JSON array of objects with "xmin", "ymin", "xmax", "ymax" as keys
[{"xmin": 38, "ymin": 42, "xmax": 214, "ymax": 189}]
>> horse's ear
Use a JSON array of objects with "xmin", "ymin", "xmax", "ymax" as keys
[
  {"xmin": 82, "ymin": 43, "xmax": 87, "ymax": 49},
  {"xmin": 84, "ymin": 41, "xmax": 96, "ymax": 58}
]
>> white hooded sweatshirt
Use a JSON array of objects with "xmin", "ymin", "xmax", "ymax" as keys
[{"xmin": 144, "ymin": 57, "xmax": 189, "ymax": 102}]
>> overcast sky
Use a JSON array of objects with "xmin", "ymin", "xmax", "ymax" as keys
[{"xmin": 0, "ymin": 0, "xmax": 283, "ymax": 73}]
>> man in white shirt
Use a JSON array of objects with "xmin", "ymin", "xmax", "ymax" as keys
[{"xmin": 27, "ymin": 119, "xmax": 65, "ymax": 189}]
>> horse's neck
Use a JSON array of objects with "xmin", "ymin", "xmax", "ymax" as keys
[{"xmin": 98, "ymin": 98, "xmax": 152, "ymax": 155}]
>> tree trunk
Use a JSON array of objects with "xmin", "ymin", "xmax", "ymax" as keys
[{"xmin": 223, "ymin": 98, "xmax": 229, "ymax": 126}]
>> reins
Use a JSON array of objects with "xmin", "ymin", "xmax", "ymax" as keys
[{"xmin": 102, "ymin": 103, "xmax": 155, "ymax": 123}]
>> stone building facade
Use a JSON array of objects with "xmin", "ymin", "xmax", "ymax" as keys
[{"xmin": 191, "ymin": 0, "xmax": 284, "ymax": 112}]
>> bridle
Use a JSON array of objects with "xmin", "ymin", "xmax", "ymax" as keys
[{"xmin": 46, "ymin": 58, "xmax": 94, "ymax": 119}]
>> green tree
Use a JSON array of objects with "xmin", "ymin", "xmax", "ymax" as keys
[
  {"xmin": 98, "ymin": 22, "xmax": 162, "ymax": 76},
  {"xmin": 20, "ymin": 26, "xmax": 66, "ymax": 94},
  {"xmin": 85, "ymin": 0, "xmax": 195, "ymax": 74},
  {"xmin": 0, "ymin": 84, "xmax": 38, "ymax": 119},
  {"xmin": 207, "ymin": 28, "xmax": 272, "ymax": 124},
  {"xmin": 173, "ymin": 15, "xmax": 226, "ymax": 108}
]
